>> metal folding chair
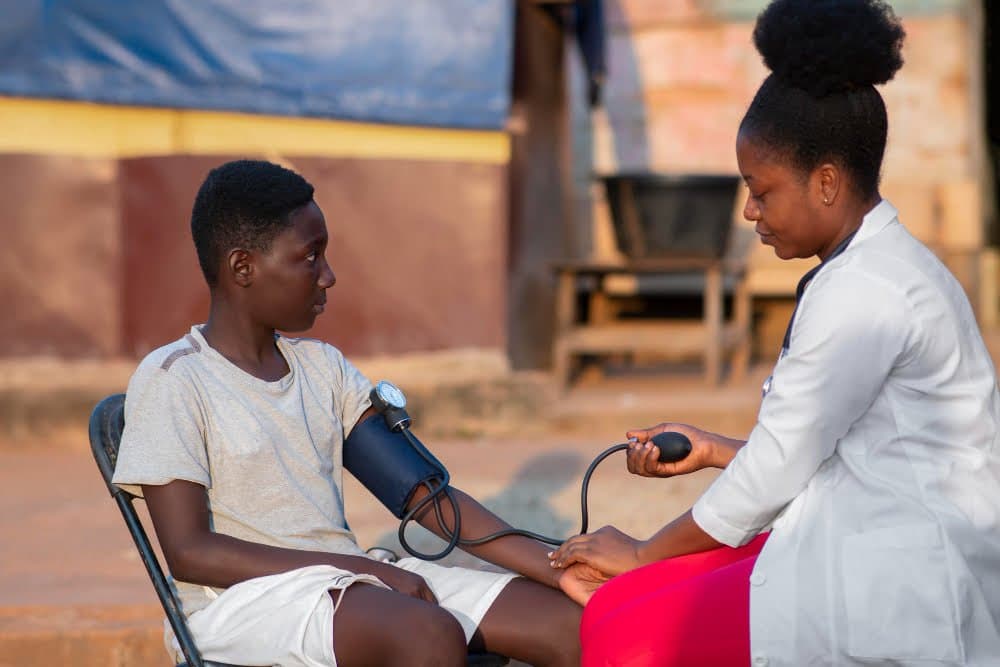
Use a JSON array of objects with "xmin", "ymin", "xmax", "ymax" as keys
[{"xmin": 88, "ymin": 393, "xmax": 508, "ymax": 667}]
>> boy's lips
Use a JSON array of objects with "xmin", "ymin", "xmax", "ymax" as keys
[{"xmin": 312, "ymin": 297, "xmax": 326, "ymax": 314}]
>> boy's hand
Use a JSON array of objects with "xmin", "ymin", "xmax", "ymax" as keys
[
  {"xmin": 625, "ymin": 422, "xmax": 742, "ymax": 477},
  {"xmin": 368, "ymin": 562, "xmax": 437, "ymax": 604},
  {"xmin": 557, "ymin": 562, "xmax": 610, "ymax": 606}
]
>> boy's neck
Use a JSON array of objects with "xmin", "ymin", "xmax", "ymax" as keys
[{"xmin": 201, "ymin": 299, "xmax": 289, "ymax": 381}]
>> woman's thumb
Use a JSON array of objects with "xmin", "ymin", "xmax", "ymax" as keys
[{"xmin": 625, "ymin": 428, "xmax": 649, "ymax": 442}]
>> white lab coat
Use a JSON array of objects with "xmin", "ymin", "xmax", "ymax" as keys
[{"xmin": 693, "ymin": 200, "xmax": 1000, "ymax": 665}]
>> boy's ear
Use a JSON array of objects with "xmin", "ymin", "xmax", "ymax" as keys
[{"xmin": 228, "ymin": 248, "xmax": 254, "ymax": 287}]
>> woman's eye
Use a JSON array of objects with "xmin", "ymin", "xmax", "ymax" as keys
[{"xmin": 306, "ymin": 252, "xmax": 317, "ymax": 263}]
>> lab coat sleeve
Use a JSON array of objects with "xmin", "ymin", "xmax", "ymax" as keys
[{"xmin": 693, "ymin": 265, "xmax": 908, "ymax": 546}]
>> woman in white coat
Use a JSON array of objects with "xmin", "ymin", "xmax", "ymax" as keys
[{"xmin": 550, "ymin": 1, "xmax": 1000, "ymax": 665}]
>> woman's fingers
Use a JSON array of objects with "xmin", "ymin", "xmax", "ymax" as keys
[
  {"xmin": 626, "ymin": 421, "xmax": 718, "ymax": 477},
  {"xmin": 626, "ymin": 439, "xmax": 645, "ymax": 474},
  {"xmin": 550, "ymin": 526, "xmax": 643, "ymax": 577},
  {"xmin": 626, "ymin": 437, "xmax": 676, "ymax": 477},
  {"xmin": 549, "ymin": 535, "xmax": 592, "ymax": 568},
  {"xmin": 624, "ymin": 424, "xmax": 662, "ymax": 444}
]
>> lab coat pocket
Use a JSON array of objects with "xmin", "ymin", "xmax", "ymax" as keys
[{"xmin": 841, "ymin": 523, "xmax": 962, "ymax": 662}]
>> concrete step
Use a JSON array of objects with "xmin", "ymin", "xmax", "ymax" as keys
[{"xmin": 0, "ymin": 606, "xmax": 169, "ymax": 667}]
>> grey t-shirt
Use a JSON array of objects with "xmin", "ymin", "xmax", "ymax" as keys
[{"xmin": 112, "ymin": 325, "xmax": 373, "ymax": 615}]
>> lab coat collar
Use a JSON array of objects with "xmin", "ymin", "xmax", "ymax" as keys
[{"xmin": 850, "ymin": 199, "xmax": 899, "ymax": 247}]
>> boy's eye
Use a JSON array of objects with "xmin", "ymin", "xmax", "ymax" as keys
[{"xmin": 306, "ymin": 252, "xmax": 317, "ymax": 263}]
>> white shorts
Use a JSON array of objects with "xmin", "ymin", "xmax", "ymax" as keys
[{"xmin": 167, "ymin": 559, "xmax": 518, "ymax": 667}]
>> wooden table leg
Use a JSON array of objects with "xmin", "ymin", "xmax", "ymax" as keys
[
  {"xmin": 553, "ymin": 269, "xmax": 576, "ymax": 390},
  {"xmin": 704, "ymin": 264, "xmax": 722, "ymax": 385},
  {"xmin": 731, "ymin": 274, "xmax": 751, "ymax": 382}
]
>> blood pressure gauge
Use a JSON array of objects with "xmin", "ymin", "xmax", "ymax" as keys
[
  {"xmin": 371, "ymin": 380, "xmax": 407, "ymax": 411},
  {"xmin": 369, "ymin": 380, "xmax": 411, "ymax": 431}
]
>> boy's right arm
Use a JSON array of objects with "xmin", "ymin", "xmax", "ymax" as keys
[{"xmin": 143, "ymin": 479, "xmax": 437, "ymax": 603}]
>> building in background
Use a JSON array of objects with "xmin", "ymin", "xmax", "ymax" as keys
[
  {"xmin": 570, "ymin": 0, "xmax": 999, "ymax": 356},
  {"xmin": 0, "ymin": 0, "xmax": 592, "ymax": 370},
  {"xmin": 2, "ymin": 0, "xmax": 996, "ymax": 373}
]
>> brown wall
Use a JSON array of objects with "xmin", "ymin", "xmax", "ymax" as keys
[
  {"xmin": 0, "ymin": 154, "xmax": 120, "ymax": 357},
  {"xmin": 122, "ymin": 156, "xmax": 508, "ymax": 359},
  {"xmin": 3, "ymin": 154, "xmax": 507, "ymax": 359}
]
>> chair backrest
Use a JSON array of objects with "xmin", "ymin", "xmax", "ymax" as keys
[
  {"xmin": 88, "ymin": 394, "xmax": 509, "ymax": 667},
  {"xmin": 88, "ymin": 393, "xmax": 231, "ymax": 667},
  {"xmin": 89, "ymin": 393, "xmax": 125, "ymax": 495}
]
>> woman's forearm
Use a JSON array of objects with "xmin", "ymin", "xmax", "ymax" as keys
[
  {"xmin": 636, "ymin": 510, "xmax": 723, "ymax": 565},
  {"xmin": 710, "ymin": 435, "xmax": 747, "ymax": 468}
]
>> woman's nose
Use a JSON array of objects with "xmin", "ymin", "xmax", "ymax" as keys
[{"xmin": 743, "ymin": 195, "xmax": 759, "ymax": 222}]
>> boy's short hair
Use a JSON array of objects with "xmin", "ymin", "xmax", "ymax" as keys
[{"xmin": 191, "ymin": 159, "xmax": 316, "ymax": 286}]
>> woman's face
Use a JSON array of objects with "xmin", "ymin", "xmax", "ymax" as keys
[{"xmin": 736, "ymin": 131, "xmax": 832, "ymax": 260}]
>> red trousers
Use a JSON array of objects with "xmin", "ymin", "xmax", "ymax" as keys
[{"xmin": 580, "ymin": 533, "xmax": 769, "ymax": 667}]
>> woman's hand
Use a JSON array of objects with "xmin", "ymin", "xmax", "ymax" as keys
[
  {"xmin": 625, "ymin": 422, "xmax": 743, "ymax": 478},
  {"xmin": 557, "ymin": 562, "xmax": 611, "ymax": 607},
  {"xmin": 549, "ymin": 526, "xmax": 644, "ymax": 577}
]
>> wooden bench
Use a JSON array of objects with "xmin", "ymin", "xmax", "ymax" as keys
[{"xmin": 551, "ymin": 257, "xmax": 751, "ymax": 389}]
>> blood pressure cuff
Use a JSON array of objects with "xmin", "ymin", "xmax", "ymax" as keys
[{"xmin": 343, "ymin": 414, "xmax": 446, "ymax": 519}]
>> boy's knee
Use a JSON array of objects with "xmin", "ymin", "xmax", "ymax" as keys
[{"xmin": 401, "ymin": 604, "xmax": 467, "ymax": 665}]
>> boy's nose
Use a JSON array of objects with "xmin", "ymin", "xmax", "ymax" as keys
[
  {"xmin": 743, "ymin": 195, "xmax": 760, "ymax": 222},
  {"xmin": 319, "ymin": 259, "xmax": 336, "ymax": 288}
]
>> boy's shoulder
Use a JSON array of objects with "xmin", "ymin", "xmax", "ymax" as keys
[
  {"xmin": 129, "ymin": 329, "xmax": 206, "ymax": 388},
  {"xmin": 127, "ymin": 329, "xmax": 360, "ymax": 394}
]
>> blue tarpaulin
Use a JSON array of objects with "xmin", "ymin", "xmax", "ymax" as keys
[{"xmin": 0, "ymin": 1, "xmax": 515, "ymax": 129}]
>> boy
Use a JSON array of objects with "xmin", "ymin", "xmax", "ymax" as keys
[{"xmin": 112, "ymin": 160, "xmax": 581, "ymax": 667}]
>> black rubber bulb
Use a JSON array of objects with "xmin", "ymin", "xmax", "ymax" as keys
[{"xmin": 650, "ymin": 431, "xmax": 692, "ymax": 463}]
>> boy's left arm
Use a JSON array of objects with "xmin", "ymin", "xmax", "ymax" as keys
[{"xmin": 407, "ymin": 485, "xmax": 560, "ymax": 589}]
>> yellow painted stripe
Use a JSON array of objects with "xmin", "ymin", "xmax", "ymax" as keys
[{"xmin": 0, "ymin": 97, "xmax": 509, "ymax": 163}]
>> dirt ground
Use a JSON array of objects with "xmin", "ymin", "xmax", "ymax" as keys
[{"xmin": 0, "ymin": 326, "xmax": 996, "ymax": 665}]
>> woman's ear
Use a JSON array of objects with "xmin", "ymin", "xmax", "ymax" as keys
[
  {"xmin": 228, "ymin": 248, "xmax": 254, "ymax": 287},
  {"xmin": 816, "ymin": 163, "xmax": 840, "ymax": 206}
]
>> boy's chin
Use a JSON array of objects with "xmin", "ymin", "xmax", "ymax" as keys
[{"xmin": 279, "ymin": 315, "xmax": 321, "ymax": 334}]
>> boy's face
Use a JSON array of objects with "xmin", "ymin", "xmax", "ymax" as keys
[{"xmin": 245, "ymin": 201, "xmax": 335, "ymax": 332}]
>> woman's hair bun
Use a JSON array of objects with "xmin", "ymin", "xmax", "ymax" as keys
[{"xmin": 752, "ymin": 0, "xmax": 905, "ymax": 97}]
